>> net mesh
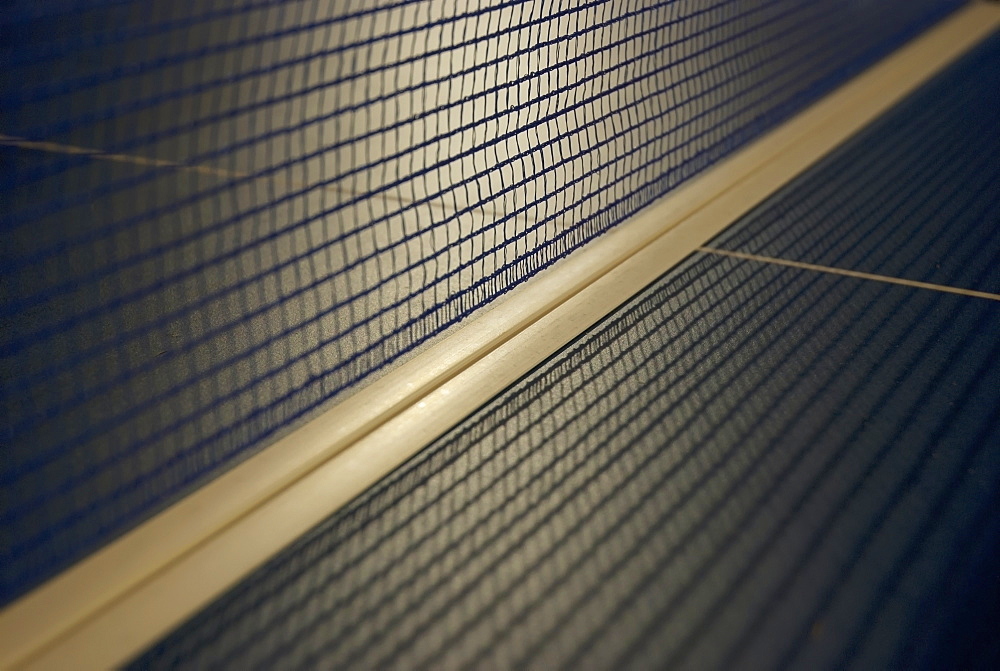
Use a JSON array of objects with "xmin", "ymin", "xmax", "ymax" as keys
[
  {"xmin": 0, "ymin": 0, "xmax": 963, "ymax": 603},
  {"xmin": 133, "ymin": 34, "xmax": 1000, "ymax": 666},
  {"xmin": 132, "ymin": 242, "xmax": 1000, "ymax": 670}
]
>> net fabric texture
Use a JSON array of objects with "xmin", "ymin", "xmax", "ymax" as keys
[
  {"xmin": 133, "ymin": 32, "xmax": 1000, "ymax": 670},
  {"xmin": 132, "ymin": 254, "xmax": 1000, "ymax": 670},
  {"xmin": 0, "ymin": 0, "xmax": 963, "ymax": 603}
]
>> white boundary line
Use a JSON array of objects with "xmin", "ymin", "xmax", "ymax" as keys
[
  {"xmin": 0, "ymin": 134, "xmax": 519, "ymax": 222},
  {"xmin": 699, "ymin": 247, "xmax": 1000, "ymax": 302},
  {"xmin": 2, "ymin": 4, "xmax": 998, "ymax": 668}
]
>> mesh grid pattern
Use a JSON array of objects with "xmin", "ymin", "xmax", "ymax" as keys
[
  {"xmin": 133, "ymin": 35, "xmax": 1000, "ymax": 668},
  {"xmin": 133, "ymin": 250, "xmax": 1000, "ymax": 669},
  {"xmin": 0, "ymin": 0, "xmax": 963, "ymax": 602}
]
